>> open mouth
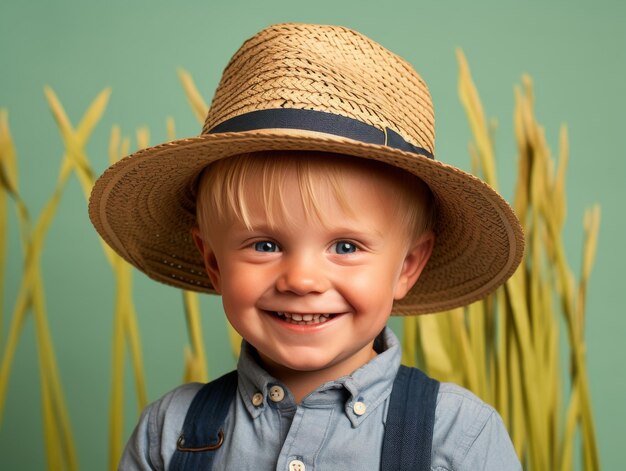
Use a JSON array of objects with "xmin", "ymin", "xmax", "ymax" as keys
[{"xmin": 271, "ymin": 311, "xmax": 338, "ymax": 326}]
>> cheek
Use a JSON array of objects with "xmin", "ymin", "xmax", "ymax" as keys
[
  {"xmin": 339, "ymin": 266, "xmax": 398, "ymax": 310},
  {"xmin": 220, "ymin": 262, "xmax": 269, "ymax": 310}
]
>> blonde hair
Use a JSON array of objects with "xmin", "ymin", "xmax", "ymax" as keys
[{"xmin": 196, "ymin": 151, "xmax": 435, "ymax": 242}]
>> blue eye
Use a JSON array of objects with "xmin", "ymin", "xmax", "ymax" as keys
[
  {"xmin": 254, "ymin": 241, "xmax": 279, "ymax": 252},
  {"xmin": 334, "ymin": 241, "xmax": 357, "ymax": 254}
]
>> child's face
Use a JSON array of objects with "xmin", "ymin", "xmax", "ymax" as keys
[{"xmin": 194, "ymin": 158, "xmax": 433, "ymax": 379}]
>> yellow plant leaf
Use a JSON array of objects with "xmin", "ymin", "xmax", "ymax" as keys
[
  {"xmin": 456, "ymin": 49, "xmax": 498, "ymax": 189},
  {"xmin": 178, "ymin": 68, "xmax": 209, "ymax": 123},
  {"xmin": 560, "ymin": 385, "xmax": 579, "ymax": 471},
  {"xmin": 33, "ymin": 272, "xmax": 78, "ymax": 470},
  {"xmin": 401, "ymin": 316, "xmax": 418, "ymax": 367},
  {"xmin": 124, "ymin": 300, "xmax": 148, "ymax": 412},
  {"xmin": 166, "ymin": 116, "xmax": 176, "ymax": 141},
  {"xmin": 136, "ymin": 126, "xmax": 150, "ymax": 150},
  {"xmin": 467, "ymin": 301, "xmax": 488, "ymax": 400},
  {"xmin": 183, "ymin": 291, "xmax": 208, "ymax": 383},
  {"xmin": 448, "ymin": 308, "xmax": 479, "ymax": 392},
  {"xmin": 227, "ymin": 321, "xmax": 242, "ymax": 360},
  {"xmin": 417, "ymin": 313, "xmax": 455, "ymax": 381}
]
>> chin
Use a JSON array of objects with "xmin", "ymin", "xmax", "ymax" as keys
[{"xmin": 276, "ymin": 355, "xmax": 336, "ymax": 372}]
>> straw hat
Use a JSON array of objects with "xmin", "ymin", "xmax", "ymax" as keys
[{"xmin": 89, "ymin": 23, "xmax": 524, "ymax": 315}]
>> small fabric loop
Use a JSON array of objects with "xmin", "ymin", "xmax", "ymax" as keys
[{"xmin": 169, "ymin": 370, "xmax": 238, "ymax": 470}]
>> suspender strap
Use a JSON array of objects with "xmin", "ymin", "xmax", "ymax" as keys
[
  {"xmin": 170, "ymin": 365, "xmax": 439, "ymax": 471},
  {"xmin": 169, "ymin": 370, "xmax": 238, "ymax": 470},
  {"xmin": 381, "ymin": 364, "xmax": 440, "ymax": 471}
]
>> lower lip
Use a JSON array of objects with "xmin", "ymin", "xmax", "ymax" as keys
[{"xmin": 265, "ymin": 311, "xmax": 345, "ymax": 332}]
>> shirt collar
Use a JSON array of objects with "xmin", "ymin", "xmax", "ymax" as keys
[{"xmin": 236, "ymin": 327, "xmax": 401, "ymax": 427}]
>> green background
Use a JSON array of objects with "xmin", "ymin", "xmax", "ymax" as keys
[{"xmin": 1, "ymin": 0, "xmax": 624, "ymax": 469}]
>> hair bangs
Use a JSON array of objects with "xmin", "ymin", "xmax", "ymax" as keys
[{"xmin": 196, "ymin": 151, "xmax": 358, "ymax": 236}]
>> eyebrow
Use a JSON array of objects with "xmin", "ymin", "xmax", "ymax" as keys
[
  {"xmin": 240, "ymin": 221, "xmax": 386, "ymax": 243},
  {"xmin": 325, "ymin": 225, "xmax": 385, "ymax": 239}
]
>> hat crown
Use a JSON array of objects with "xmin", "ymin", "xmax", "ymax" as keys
[{"xmin": 202, "ymin": 23, "xmax": 435, "ymax": 155}]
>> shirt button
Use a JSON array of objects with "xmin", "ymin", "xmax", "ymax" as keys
[
  {"xmin": 353, "ymin": 401, "xmax": 367, "ymax": 416},
  {"xmin": 252, "ymin": 392, "xmax": 264, "ymax": 407},
  {"xmin": 269, "ymin": 385, "xmax": 285, "ymax": 402},
  {"xmin": 288, "ymin": 459, "xmax": 305, "ymax": 471}
]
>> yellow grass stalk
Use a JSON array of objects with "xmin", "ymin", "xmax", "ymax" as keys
[
  {"xmin": 579, "ymin": 207, "xmax": 601, "ymax": 469},
  {"xmin": 458, "ymin": 57, "xmax": 550, "ymax": 467},
  {"xmin": 529, "ymin": 113, "xmax": 599, "ymax": 471},
  {"xmin": 39, "ymin": 361, "xmax": 62, "ymax": 470},
  {"xmin": 0, "ymin": 117, "xmax": 8, "ymax": 344},
  {"xmin": 182, "ymin": 291, "xmax": 209, "ymax": 383},
  {"xmin": 33, "ymin": 268, "xmax": 77, "ymax": 470},
  {"xmin": 136, "ymin": 127, "xmax": 150, "ymax": 149},
  {"xmin": 494, "ymin": 289, "xmax": 509, "ymax": 429},
  {"xmin": 450, "ymin": 50, "xmax": 600, "ymax": 470},
  {"xmin": 0, "ymin": 251, "xmax": 31, "ymax": 428},
  {"xmin": 467, "ymin": 300, "xmax": 489, "ymax": 400},
  {"xmin": 109, "ymin": 259, "xmax": 132, "ymax": 468},
  {"xmin": 166, "ymin": 116, "xmax": 176, "ymax": 141},
  {"xmin": 178, "ymin": 68, "xmax": 209, "ymax": 123},
  {"xmin": 416, "ymin": 313, "xmax": 456, "ymax": 381},
  {"xmin": 0, "ymin": 123, "xmax": 38, "ymax": 440},
  {"xmin": 3, "ymin": 160, "xmax": 88, "ymax": 471},
  {"xmin": 226, "ymin": 324, "xmax": 242, "ymax": 360},
  {"xmin": 447, "ymin": 307, "xmax": 480, "ymax": 391},
  {"xmin": 177, "ymin": 70, "xmax": 243, "ymax": 361},
  {"xmin": 163, "ymin": 117, "xmax": 210, "ymax": 382},
  {"xmin": 579, "ymin": 206, "xmax": 600, "ymax": 329},
  {"xmin": 0, "ymin": 91, "xmax": 112, "ymax": 469},
  {"xmin": 561, "ymin": 384, "xmax": 580, "ymax": 471},
  {"xmin": 108, "ymin": 127, "xmax": 147, "ymax": 415},
  {"xmin": 507, "ymin": 334, "xmax": 526, "ymax": 457},
  {"xmin": 106, "ymin": 126, "xmax": 147, "ymax": 470},
  {"xmin": 401, "ymin": 316, "xmax": 419, "ymax": 367},
  {"xmin": 0, "ymin": 111, "xmax": 22, "ymax": 345},
  {"xmin": 456, "ymin": 49, "xmax": 498, "ymax": 189},
  {"xmin": 45, "ymin": 88, "xmax": 153, "ymax": 469}
]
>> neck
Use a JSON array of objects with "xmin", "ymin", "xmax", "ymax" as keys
[{"xmin": 258, "ymin": 347, "xmax": 377, "ymax": 403}]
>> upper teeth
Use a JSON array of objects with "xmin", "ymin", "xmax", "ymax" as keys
[{"xmin": 277, "ymin": 312, "xmax": 330, "ymax": 321}]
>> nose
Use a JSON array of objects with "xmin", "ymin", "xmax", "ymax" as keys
[{"xmin": 275, "ymin": 253, "xmax": 330, "ymax": 295}]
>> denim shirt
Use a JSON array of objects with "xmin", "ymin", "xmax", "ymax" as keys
[{"xmin": 119, "ymin": 328, "xmax": 521, "ymax": 470}]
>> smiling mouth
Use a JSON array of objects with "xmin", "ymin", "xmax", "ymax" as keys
[{"xmin": 272, "ymin": 311, "xmax": 338, "ymax": 325}]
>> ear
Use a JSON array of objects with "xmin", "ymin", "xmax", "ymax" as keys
[
  {"xmin": 393, "ymin": 231, "xmax": 435, "ymax": 300},
  {"xmin": 191, "ymin": 226, "xmax": 222, "ymax": 293}
]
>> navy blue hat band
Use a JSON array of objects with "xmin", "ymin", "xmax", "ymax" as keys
[{"xmin": 208, "ymin": 108, "xmax": 434, "ymax": 160}]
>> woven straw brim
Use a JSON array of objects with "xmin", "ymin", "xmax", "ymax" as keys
[
  {"xmin": 89, "ymin": 128, "xmax": 524, "ymax": 315},
  {"xmin": 89, "ymin": 129, "xmax": 523, "ymax": 315}
]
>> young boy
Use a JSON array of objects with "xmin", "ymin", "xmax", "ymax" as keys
[{"xmin": 90, "ymin": 23, "xmax": 524, "ymax": 470}]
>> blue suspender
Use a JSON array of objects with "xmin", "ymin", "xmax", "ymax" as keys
[
  {"xmin": 380, "ymin": 365, "xmax": 440, "ymax": 470},
  {"xmin": 170, "ymin": 365, "xmax": 439, "ymax": 470},
  {"xmin": 169, "ymin": 371, "xmax": 238, "ymax": 470}
]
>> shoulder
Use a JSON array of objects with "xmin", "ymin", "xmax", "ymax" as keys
[
  {"xmin": 434, "ymin": 382, "xmax": 495, "ymax": 430},
  {"xmin": 149, "ymin": 382, "xmax": 204, "ymax": 420},
  {"xmin": 431, "ymin": 383, "xmax": 522, "ymax": 471},
  {"xmin": 118, "ymin": 382, "xmax": 204, "ymax": 470}
]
